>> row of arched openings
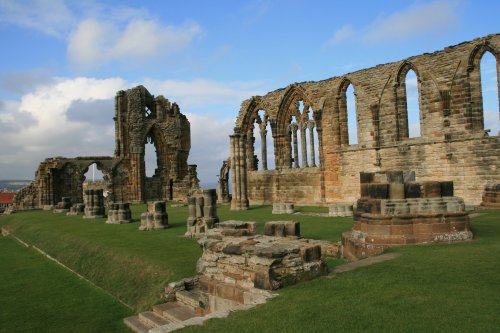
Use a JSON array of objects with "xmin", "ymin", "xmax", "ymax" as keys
[
  {"xmin": 340, "ymin": 50, "xmax": 499, "ymax": 144},
  {"xmin": 248, "ymin": 99, "xmax": 321, "ymax": 171},
  {"xmin": 247, "ymin": 49, "xmax": 498, "ymax": 170}
]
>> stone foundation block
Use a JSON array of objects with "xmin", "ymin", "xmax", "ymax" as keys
[{"xmin": 264, "ymin": 221, "xmax": 300, "ymax": 237}]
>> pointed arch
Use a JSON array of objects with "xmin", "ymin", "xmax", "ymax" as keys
[
  {"xmin": 394, "ymin": 61, "xmax": 423, "ymax": 139},
  {"xmin": 336, "ymin": 77, "xmax": 358, "ymax": 145},
  {"xmin": 467, "ymin": 41, "xmax": 500, "ymax": 134},
  {"xmin": 276, "ymin": 84, "xmax": 320, "ymax": 168}
]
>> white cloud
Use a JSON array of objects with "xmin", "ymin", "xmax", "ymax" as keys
[
  {"xmin": 0, "ymin": 76, "xmax": 265, "ymax": 186},
  {"xmin": 484, "ymin": 110, "xmax": 499, "ymax": 136},
  {"xmin": 143, "ymin": 78, "xmax": 265, "ymax": 108},
  {"xmin": 186, "ymin": 114, "xmax": 234, "ymax": 187},
  {"xmin": 325, "ymin": 25, "xmax": 356, "ymax": 47},
  {"xmin": 323, "ymin": 1, "xmax": 461, "ymax": 46},
  {"xmin": 68, "ymin": 18, "xmax": 201, "ymax": 69},
  {"xmin": 0, "ymin": 0, "xmax": 75, "ymax": 37},
  {"xmin": 363, "ymin": 1, "xmax": 459, "ymax": 43}
]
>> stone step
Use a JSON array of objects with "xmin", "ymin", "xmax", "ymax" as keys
[
  {"xmin": 176, "ymin": 288, "xmax": 208, "ymax": 310},
  {"xmin": 152, "ymin": 302, "xmax": 181, "ymax": 317},
  {"xmin": 157, "ymin": 302, "xmax": 197, "ymax": 323},
  {"xmin": 138, "ymin": 311, "xmax": 172, "ymax": 328},
  {"xmin": 123, "ymin": 315, "xmax": 153, "ymax": 333}
]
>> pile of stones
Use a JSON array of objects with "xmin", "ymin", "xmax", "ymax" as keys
[{"xmin": 198, "ymin": 220, "xmax": 326, "ymax": 290}]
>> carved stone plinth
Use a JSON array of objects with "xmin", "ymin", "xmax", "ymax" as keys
[
  {"xmin": 53, "ymin": 197, "xmax": 71, "ymax": 213},
  {"xmin": 328, "ymin": 202, "xmax": 354, "ymax": 217},
  {"xmin": 107, "ymin": 202, "xmax": 132, "ymax": 224},
  {"xmin": 186, "ymin": 189, "xmax": 219, "ymax": 238},
  {"xmin": 271, "ymin": 203, "xmax": 295, "ymax": 214},
  {"xmin": 342, "ymin": 171, "xmax": 473, "ymax": 260},
  {"xmin": 66, "ymin": 203, "xmax": 85, "ymax": 216},
  {"xmin": 139, "ymin": 201, "xmax": 168, "ymax": 230},
  {"xmin": 83, "ymin": 189, "xmax": 105, "ymax": 219},
  {"xmin": 264, "ymin": 221, "xmax": 300, "ymax": 237},
  {"xmin": 480, "ymin": 183, "xmax": 500, "ymax": 208}
]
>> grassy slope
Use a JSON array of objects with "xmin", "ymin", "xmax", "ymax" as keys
[
  {"xmin": 0, "ymin": 205, "xmax": 202, "ymax": 311},
  {"xmin": 0, "ymin": 204, "xmax": 350, "ymax": 312},
  {"xmin": 178, "ymin": 209, "xmax": 500, "ymax": 333},
  {"xmin": 0, "ymin": 236, "xmax": 132, "ymax": 333}
]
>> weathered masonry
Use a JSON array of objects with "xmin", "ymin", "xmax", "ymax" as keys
[
  {"xmin": 15, "ymin": 86, "xmax": 199, "ymax": 209},
  {"xmin": 229, "ymin": 34, "xmax": 500, "ymax": 209}
]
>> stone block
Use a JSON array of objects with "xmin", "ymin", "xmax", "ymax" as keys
[
  {"xmin": 404, "ymin": 182, "xmax": 422, "ymax": 198},
  {"xmin": 389, "ymin": 183, "xmax": 405, "ymax": 199},
  {"xmin": 360, "ymin": 183, "xmax": 389, "ymax": 199},
  {"xmin": 264, "ymin": 221, "xmax": 300, "ymax": 237},
  {"xmin": 440, "ymin": 181, "xmax": 454, "ymax": 197},
  {"xmin": 421, "ymin": 181, "xmax": 442, "ymax": 198}
]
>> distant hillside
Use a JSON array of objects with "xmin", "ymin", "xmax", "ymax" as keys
[{"xmin": 0, "ymin": 180, "xmax": 32, "ymax": 192}]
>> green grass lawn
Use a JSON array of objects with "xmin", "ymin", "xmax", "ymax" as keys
[
  {"xmin": 1, "ymin": 206, "xmax": 499, "ymax": 332},
  {"xmin": 0, "ymin": 236, "xmax": 132, "ymax": 333},
  {"xmin": 0, "ymin": 204, "xmax": 350, "ymax": 312}
]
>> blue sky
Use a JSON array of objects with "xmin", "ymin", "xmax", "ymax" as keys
[{"xmin": 0, "ymin": 0, "xmax": 498, "ymax": 186}]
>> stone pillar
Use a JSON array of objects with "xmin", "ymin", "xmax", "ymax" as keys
[
  {"xmin": 247, "ymin": 130, "xmax": 255, "ymax": 171},
  {"xmin": 239, "ymin": 133, "xmax": 249, "ymax": 208},
  {"xmin": 230, "ymin": 129, "xmax": 249, "ymax": 211},
  {"xmin": 106, "ymin": 202, "xmax": 132, "ymax": 224},
  {"xmin": 260, "ymin": 127, "xmax": 268, "ymax": 170},
  {"xmin": 300, "ymin": 122, "xmax": 308, "ymax": 167},
  {"xmin": 186, "ymin": 189, "xmax": 219, "ymax": 237},
  {"xmin": 291, "ymin": 123, "xmax": 299, "ymax": 168},
  {"xmin": 139, "ymin": 201, "xmax": 168, "ymax": 230},
  {"xmin": 308, "ymin": 120, "xmax": 316, "ymax": 167},
  {"xmin": 83, "ymin": 189, "xmax": 105, "ymax": 219}
]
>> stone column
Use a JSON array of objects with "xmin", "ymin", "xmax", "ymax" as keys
[
  {"xmin": 300, "ymin": 121, "xmax": 308, "ymax": 167},
  {"xmin": 247, "ymin": 130, "xmax": 255, "ymax": 171},
  {"xmin": 230, "ymin": 134, "xmax": 240, "ymax": 210},
  {"xmin": 308, "ymin": 120, "xmax": 316, "ymax": 167},
  {"xmin": 239, "ymin": 133, "xmax": 249, "ymax": 209},
  {"xmin": 260, "ymin": 126, "xmax": 268, "ymax": 170},
  {"xmin": 291, "ymin": 123, "xmax": 299, "ymax": 168},
  {"xmin": 230, "ymin": 130, "xmax": 248, "ymax": 210}
]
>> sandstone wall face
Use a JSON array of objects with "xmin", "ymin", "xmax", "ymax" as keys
[
  {"xmin": 15, "ymin": 86, "xmax": 198, "ymax": 209},
  {"xmin": 230, "ymin": 34, "xmax": 500, "ymax": 208}
]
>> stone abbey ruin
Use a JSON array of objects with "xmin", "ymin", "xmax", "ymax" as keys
[
  {"xmin": 15, "ymin": 86, "xmax": 199, "ymax": 209},
  {"xmin": 7, "ymin": 33, "xmax": 500, "ymax": 333},
  {"xmin": 228, "ymin": 33, "xmax": 500, "ymax": 210}
]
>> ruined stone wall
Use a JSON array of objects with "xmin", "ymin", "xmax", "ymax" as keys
[
  {"xmin": 15, "ymin": 86, "xmax": 198, "ymax": 209},
  {"xmin": 231, "ymin": 34, "xmax": 500, "ymax": 208}
]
